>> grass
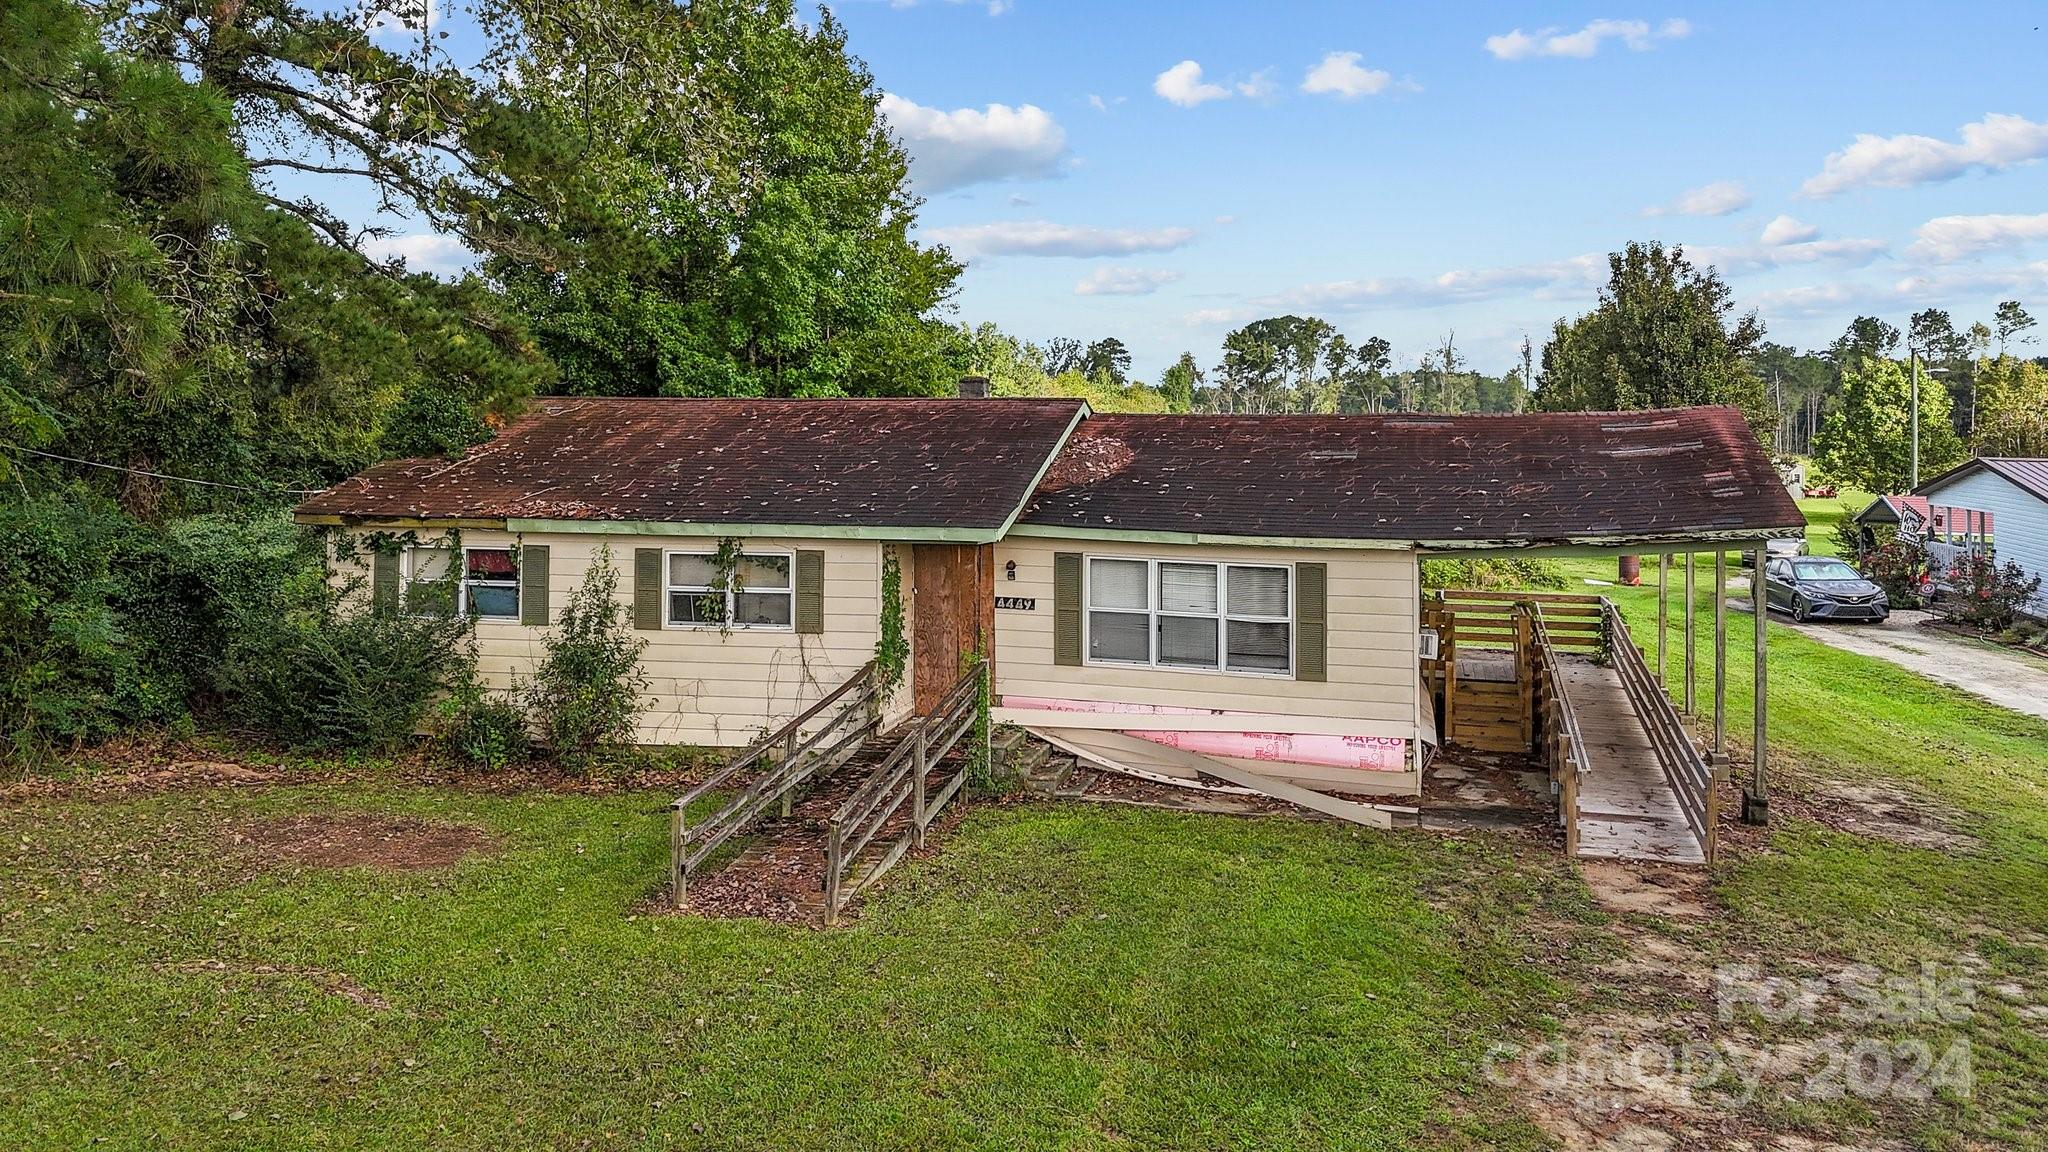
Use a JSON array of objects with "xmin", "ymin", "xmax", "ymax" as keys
[
  {"xmin": 1539, "ymin": 491, "xmax": 2048, "ymax": 1147},
  {"xmin": 8, "ymin": 490, "xmax": 2048, "ymax": 1148},
  {"xmin": 0, "ymin": 783, "xmax": 1599, "ymax": 1151}
]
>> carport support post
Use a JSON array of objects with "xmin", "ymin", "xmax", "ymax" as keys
[
  {"xmin": 1683, "ymin": 553, "xmax": 1696, "ymax": 715},
  {"xmin": 1744, "ymin": 545, "xmax": 1771, "ymax": 825},
  {"xmin": 1712, "ymin": 550, "xmax": 1729, "ymax": 765},
  {"xmin": 1655, "ymin": 553, "xmax": 1669, "ymax": 686}
]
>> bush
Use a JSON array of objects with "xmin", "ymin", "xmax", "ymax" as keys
[
  {"xmin": 1860, "ymin": 539, "xmax": 1930, "ymax": 607},
  {"xmin": 432, "ymin": 678, "xmax": 530, "ymax": 770},
  {"xmin": 1943, "ymin": 553, "xmax": 2043, "ymax": 631},
  {"xmin": 216, "ymin": 592, "xmax": 479, "ymax": 751},
  {"xmin": 523, "ymin": 546, "xmax": 647, "ymax": 767},
  {"xmin": 0, "ymin": 493, "xmax": 199, "ymax": 765},
  {"xmin": 1419, "ymin": 556, "xmax": 1568, "ymax": 591}
]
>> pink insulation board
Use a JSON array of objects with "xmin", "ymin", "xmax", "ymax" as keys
[{"xmin": 1002, "ymin": 696, "xmax": 1409, "ymax": 773}]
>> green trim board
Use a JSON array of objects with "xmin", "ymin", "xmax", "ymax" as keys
[
  {"xmin": 507, "ymin": 518, "xmax": 998, "ymax": 542},
  {"xmin": 990, "ymin": 402, "xmax": 1093, "ymax": 540},
  {"xmin": 1008, "ymin": 522, "xmax": 1800, "ymax": 555}
]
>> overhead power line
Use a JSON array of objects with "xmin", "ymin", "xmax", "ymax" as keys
[{"xmin": 0, "ymin": 443, "xmax": 326, "ymax": 497}]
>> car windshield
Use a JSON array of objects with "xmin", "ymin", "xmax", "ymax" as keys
[{"xmin": 1791, "ymin": 559, "xmax": 1861, "ymax": 581}]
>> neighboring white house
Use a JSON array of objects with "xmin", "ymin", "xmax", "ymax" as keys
[{"xmin": 1915, "ymin": 458, "xmax": 2048, "ymax": 619}]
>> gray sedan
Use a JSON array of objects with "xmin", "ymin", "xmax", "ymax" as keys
[{"xmin": 1762, "ymin": 557, "xmax": 1890, "ymax": 623}]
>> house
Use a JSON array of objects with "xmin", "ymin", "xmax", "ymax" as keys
[
  {"xmin": 1912, "ymin": 458, "xmax": 2048, "ymax": 617},
  {"xmin": 296, "ymin": 395, "xmax": 1802, "ymax": 799}
]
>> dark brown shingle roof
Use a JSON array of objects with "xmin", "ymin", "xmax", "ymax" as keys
[
  {"xmin": 1018, "ymin": 407, "xmax": 1803, "ymax": 545},
  {"xmin": 296, "ymin": 397, "xmax": 1087, "ymax": 532}
]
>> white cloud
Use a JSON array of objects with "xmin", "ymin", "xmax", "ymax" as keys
[
  {"xmin": 1154, "ymin": 60, "xmax": 1231, "ymax": 107},
  {"xmin": 1691, "ymin": 237, "xmax": 1889, "ymax": 274},
  {"xmin": 1802, "ymin": 113, "xmax": 2048, "ymax": 197},
  {"xmin": 1085, "ymin": 93, "xmax": 1126, "ymax": 113},
  {"xmin": 1300, "ymin": 52, "xmax": 1394, "ymax": 99},
  {"xmin": 1485, "ymin": 18, "xmax": 1690, "ymax": 60},
  {"xmin": 878, "ymin": 95, "xmax": 1066, "ymax": 193},
  {"xmin": 367, "ymin": 0, "xmax": 444, "ymax": 41},
  {"xmin": 1760, "ymin": 214, "xmax": 1820, "ymax": 246},
  {"xmin": 925, "ymin": 220, "xmax": 1198, "ymax": 258},
  {"xmin": 1909, "ymin": 212, "xmax": 2048, "ymax": 262},
  {"xmin": 1074, "ymin": 267, "xmax": 1183, "ymax": 296},
  {"xmin": 1236, "ymin": 70, "xmax": 1277, "ymax": 101},
  {"xmin": 362, "ymin": 232, "xmax": 474, "ymax": 275},
  {"xmin": 1261, "ymin": 255, "xmax": 1607, "ymax": 313},
  {"xmin": 1645, "ymin": 180, "xmax": 1751, "ymax": 217}
]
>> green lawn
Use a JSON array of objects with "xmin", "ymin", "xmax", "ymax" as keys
[
  {"xmin": 0, "ymin": 780, "xmax": 1597, "ymax": 1151},
  {"xmin": 7, "ymin": 494, "xmax": 2048, "ymax": 1149}
]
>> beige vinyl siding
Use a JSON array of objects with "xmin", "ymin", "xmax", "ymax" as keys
[
  {"xmin": 330, "ymin": 528, "xmax": 906, "ymax": 746},
  {"xmin": 995, "ymin": 535, "xmax": 1421, "ymax": 794},
  {"xmin": 994, "ymin": 536, "xmax": 1421, "ymax": 726}
]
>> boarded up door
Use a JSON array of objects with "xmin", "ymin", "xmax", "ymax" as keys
[{"xmin": 912, "ymin": 543, "xmax": 995, "ymax": 715}]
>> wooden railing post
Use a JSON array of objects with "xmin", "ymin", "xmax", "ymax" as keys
[
  {"xmin": 670, "ymin": 799, "xmax": 687, "ymax": 909},
  {"xmin": 824, "ymin": 820, "xmax": 844, "ymax": 926},
  {"xmin": 912, "ymin": 726, "xmax": 929, "ymax": 849},
  {"xmin": 780, "ymin": 726, "xmax": 798, "ymax": 818}
]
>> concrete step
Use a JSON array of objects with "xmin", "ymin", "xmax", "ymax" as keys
[
  {"xmin": 1054, "ymin": 767, "xmax": 1099, "ymax": 798},
  {"xmin": 1011, "ymin": 741, "xmax": 1050, "ymax": 779},
  {"xmin": 1026, "ymin": 754, "xmax": 1076, "ymax": 795}
]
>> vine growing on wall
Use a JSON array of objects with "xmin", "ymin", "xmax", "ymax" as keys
[
  {"xmin": 875, "ymin": 546, "xmax": 909, "ymax": 690},
  {"xmin": 964, "ymin": 633, "xmax": 996, "ymax": 793},
  {"xmin": 698, "ymin": 535, "xmax": 745, "ymax": 637}
]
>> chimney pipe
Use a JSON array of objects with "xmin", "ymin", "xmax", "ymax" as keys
[{"xmin": 957, "ymin": 374, "xmax": 991, "ymax": 399}]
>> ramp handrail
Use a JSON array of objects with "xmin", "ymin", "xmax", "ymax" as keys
[
  {"xmin": 670, "ymin": 661, "xmax": 879, "ymax": 906},
  {"xmin": 1600, "ymin": 599, "xmax": 1721, "ymax": 862},
  {"xmin": 823, "ymin": 659, "xmax": 986, "ymax": 925},
  {"xmin": 1526, "ymin": 603, "xmax": 1591, "ymax": 854}
]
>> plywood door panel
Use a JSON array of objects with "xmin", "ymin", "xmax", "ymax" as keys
[{"xmin": 912, "ymin": 543, "xmax": 993, "ymax": 715}]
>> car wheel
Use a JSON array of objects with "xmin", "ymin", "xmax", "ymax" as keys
[{"xmin": 1792, "ymin": 596, "xmax": 1811, "ymax": 623}]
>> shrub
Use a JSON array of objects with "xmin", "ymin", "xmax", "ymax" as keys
[
  {"xmin": 1860, "ymin": 539, "xmax": 1930, "ymax": 607},
  {"xmin": 0, "ymin": 493, "xmax": 201, "ymax": 765},
  {"xmin": 523, "ymin": 547, "xmax": 647, "ymax": 767},
  {"xmin": 432, "ymin": 678, "xmax": 530, "ymax": 770},
  {"xmin": 1943, "ymin": 553, "xmax": 2043, "ymax": 631},
  {"xmin": 215, "ymin": 592, "xmax": 479, "ymax": 751},
  {"xmin": 1419, "ymin": 556, "xmax": 1568, "ymax": 591}
]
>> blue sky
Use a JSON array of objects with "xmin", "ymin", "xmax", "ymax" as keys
[{"xmin": 351, "ymin": 2, "xmax": 2048, "ymax": 382}]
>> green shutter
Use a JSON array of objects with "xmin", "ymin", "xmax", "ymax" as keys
[
  {"xmin": 634, "ymin": 548, "xmax": 663, "ymax": 630},
  {"xmin": 795, "ymin": 550, "xmax": 825, "ymax": 634},
  {"xmin": 1295, "ymin": 562, "xmax": 1327, "ymax": 682},
  {"xmin": 372, "ymin": 550, "xmax": 400, "ymax": 618},
  {"xmin": 519, "ymin": 545, "xmax": 550, "ymax": 626},
  {"xmin": 1053, "ymin": 552, "xmax": 1082, "ymax": 666}
]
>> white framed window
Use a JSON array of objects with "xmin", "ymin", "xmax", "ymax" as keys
[
  {"xmin": 666, "ymin": 549, "xmax": 793, "ymax": 630},
  {"xmin": 403, "ymin": 545, "xmax": 519, "ymax": 619},
  {"xmin": 1085, "ymin": 556, "xmax": 1292, "ymax": 675}
]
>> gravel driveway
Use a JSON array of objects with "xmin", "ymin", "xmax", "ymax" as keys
[{"xmin": 1735, "ymin": 600, "xmax": 2048, "ymax": 723}]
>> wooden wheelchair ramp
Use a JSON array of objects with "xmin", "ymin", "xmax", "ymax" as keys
[
  {"xmin": 1556, "ymin": 656, "xmax": 1704, "ymax": 865},
  {"xmin": 1437, "ymin": 591, "xmax": 1723, "ymax": 867}
]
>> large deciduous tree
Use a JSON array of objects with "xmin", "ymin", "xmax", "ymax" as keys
[
  {"xmin": 1534, "ymin": 242, "xmax": 1768, "ymax": 426},
  {"xmin": 1974, "ymin": 355, "xmax": 2048, "ymax": 457},
  {"xmin": 1813, "ymin": 356, "xmax": 1966, "ymax": 493},
  {"xmin": 489, "ymin": 0, "xmax": 965, "ymax": 399}
]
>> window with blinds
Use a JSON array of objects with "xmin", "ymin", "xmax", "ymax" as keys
[{"xmin": 1085, "ymin": 556, "xmax": 1292, "ymax": 675}]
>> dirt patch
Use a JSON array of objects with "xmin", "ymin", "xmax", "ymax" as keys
[
  {"xmin": 1582, "ymin": 860, "xmax": 1715, "ymax": 919},
  {"xmin": 1798, "ymin": 779, "xmax": 1980, "ymax": 852},
  {"xmin": 231, "ymin": 813, "xmax": 494, "ymax": 871},
  {"xmin": 171, "ymin": 958, "xmax": 394, "ymax": 1011}
]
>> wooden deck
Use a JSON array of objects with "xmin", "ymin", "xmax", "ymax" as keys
[{"xmin": 1556, "ymin": 654, "xmax": 1706, "ymax": 865}]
